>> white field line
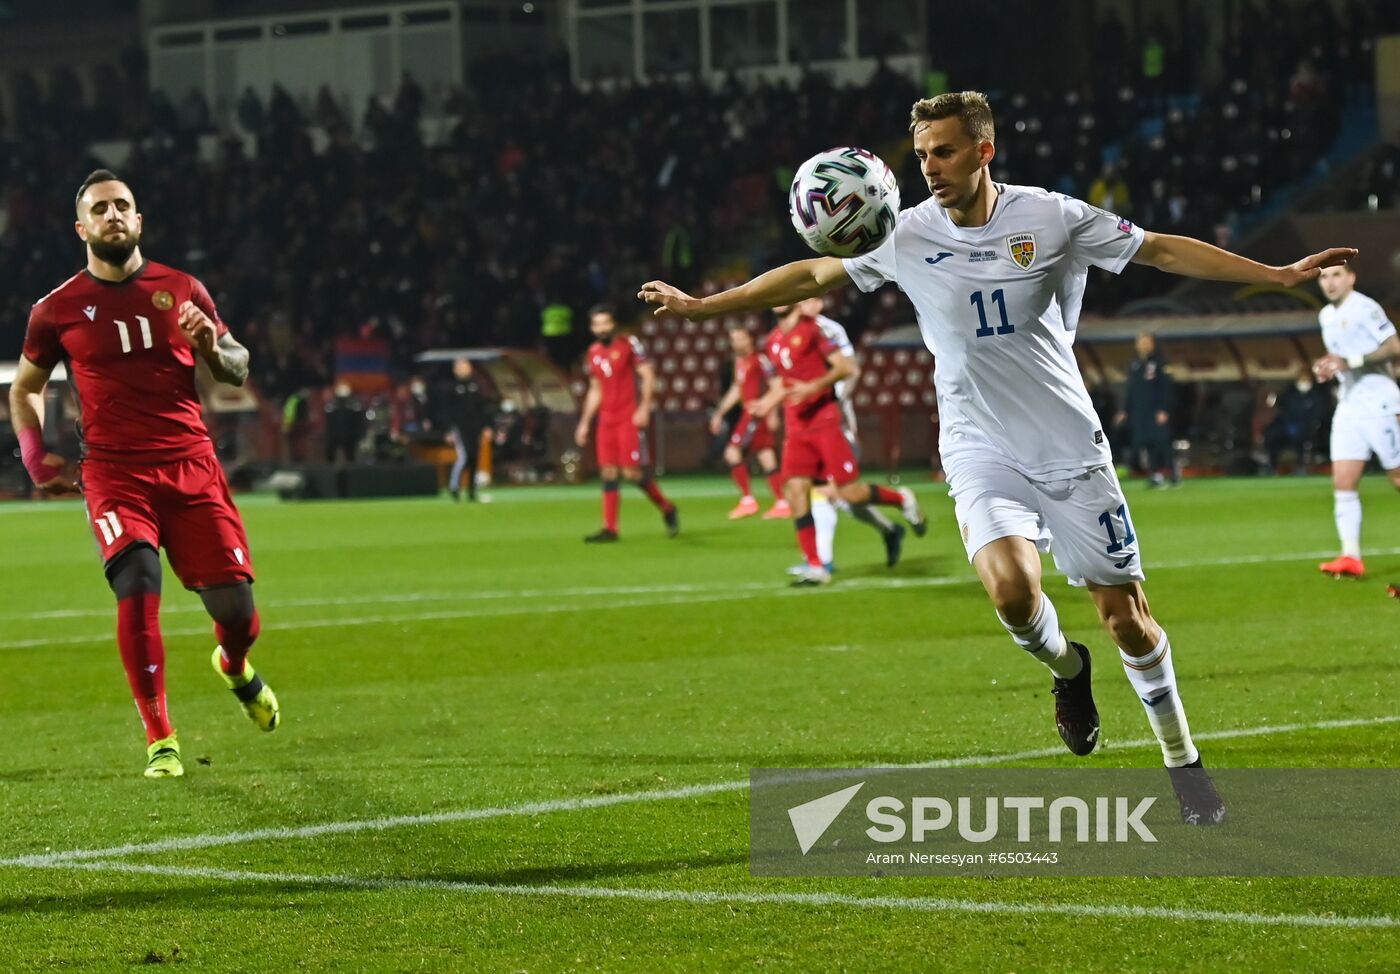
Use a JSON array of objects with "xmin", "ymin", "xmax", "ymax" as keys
[
  {"xmin": 8, "ymin": 543, "xmax": 1400, "ymax": 651},
  {"xmin": 4, "ymin": 714, "xmax": 1395, "ymax": 870},
  {"xmin": 26, "ymin": 859, "xmax": 1398, "ymax": 929}
]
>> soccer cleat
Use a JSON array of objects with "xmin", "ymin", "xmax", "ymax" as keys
[
  {"xmin": 1388, "ymin": 583, "xmax": 1399, "ymax": 599},
  {"xmin": 897, "ymin": 486, "xmax": 927, "ymax": 537},
  {"xmin": 787, "ymin": 561, "xmax": 836, "ymax": 576},
  {"xmin": 883, "ymin": 523, "xmax": 907, "ymax": 568},
  {"xmin": 144, "ymin": 734, "xmax": 184, "ymax": 779},
  {"xmin": 790, "ymin": 563, "xmax": 832, "ymax": 586},
  {"xmin": 762, "ymin": 500, "xmax": 793, "ymax": 520},
  {"xmin": 1051, "ymin": 642, "xmax": 1100, "ymax": 756},
  {"xmin": 584, "ymin": 528, "xmax": 620, "ymax": 543},
  {"xmin": 728, "ymin": 496, "xmax": 760, "ymax": 519},
  {"xmin": 1319, "ymin": 555, "xmax": 1364, "ymax": 578},
  {"xmin": 663, "ymin": 507, "xmax": 680, "ymax": 538},
  {"xmin": 1167, "ymin": 756, "xmax": 1227, "ymax": 826},
  {"xmin": 212, "ymin": 647, "xmax": 280, "ymax": 732}
]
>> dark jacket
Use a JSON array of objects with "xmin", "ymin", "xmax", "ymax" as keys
[
  {"xmin": 1124, "ymin": 352, "xmax": 1173, "ymax": 437},
  {"xmin": 437, "ymin": 376, "xmax": 489, "ymax": 434}
]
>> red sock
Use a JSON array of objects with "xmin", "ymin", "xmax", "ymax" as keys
[
  {"xmin": 730, "ymin": 464, "xmax": 752, "ymax": 497},
  {"xmin": 216, "ymin": 609, "xmax": 261, "ymax": 675},
  {"xmin": 767, "ymin": 473, "xmax": 784, "ymax": 500},
  {"xmin": 794, "ymin": 514, "xmax": 821, "ymax": 566},
  {"xmin": 869, "ymin": 484, "xmax": 903, "ymax": 506},
  {"xmin": 602, "ymin": 481, "xmax": 620, "ymax": 531},
  {"xmin": 116, "ymin": 593, "xmax": 172, "ymax": 744},
  {"xmin": 639, "ymin": 477, "xmax": 674, "ymax": 513}
]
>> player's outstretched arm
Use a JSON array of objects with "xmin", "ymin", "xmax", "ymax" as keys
[
  {"xmin": 1132, "ymin": 232, "xmax": 1358, "ymax": 287},
  {"xmin": 639, "ymin": 257, "xmax": 851, "ymax": 320},
  {"xmin": 8, "ymin": 355, "xmax": 79, "ymax": 495}
]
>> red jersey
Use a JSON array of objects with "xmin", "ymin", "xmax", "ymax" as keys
[
  {"xmin": 762, "ymin": 316, "xmax": 841, "ymax": 429},
  {"xmin": 734, "ymin": 351, "xmax": 772, "ymax": 402},
  {"xmin": 22, "ymin": 260, "xmax": 228, "ymax": 463},
  {"xmin": 586, "ymin": 335, "xmax": 647, "ymax": 423}
]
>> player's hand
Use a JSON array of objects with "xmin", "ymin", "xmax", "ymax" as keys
[
  {"xmin": 708, "ymin": 414, "xmax": 723, "ymax": 436},
  {"xmin": 177, "ymin": 300, "xmax": 219, "ymax": 355},
  {"xmin": 1312, "ymin": 353, "xmax": 1346, "ymax": 382},
  {"xmin": 34, "ymin": 453, "xmax": 80, "ymax": 496},
  {"xmin": 1155, "ymin": 410, "xmax": 1169, "ymax": 425},
  {"xmin": 1274, "ymin": 247, "xmax": 1359, "ymax": 287},
  {"xmin": 574, "ymin": 422, "xmax": 590, "ymax": 447},
  {"xmin": 785, "ymin": 381, "xmax": 820, "ymax": 405},
  {"xmin": 633, "ymin": 407, "xmax": 650, "ymax": 429},
  {"xmin": 638, "ymin": 280, "xmax": 712, "ymax": 320}
]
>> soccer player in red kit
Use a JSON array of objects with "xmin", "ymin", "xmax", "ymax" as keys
[
  {"xmin": 750, "ymin": 305, "xmax": 927, "ymax": 585},
  {"xmin": 708, "ymin": 325, "xmax": 789, "ymax": 519},
  {"xmin": 574, "ymin": 304, "xmax": 679, "ymax": 542},
  {"xmin": 9, "ymin": 170, "xmax": 279, "ymax": 778}
]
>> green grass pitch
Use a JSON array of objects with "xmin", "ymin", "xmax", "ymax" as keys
[{"xmin": 1, "ymin": 474, "xmax": 1398, "ymax": 971}]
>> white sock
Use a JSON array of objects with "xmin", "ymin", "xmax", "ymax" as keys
[
  {"xmin": 998, "ymin": 593, "xmax": 1079, "ymax": 679},
  {"xmin": 837, "ymin": 497, "xmax": 896, "ymax": 534},
  {"xmin": 811, "ymin": 494, "xmax": 837, "ymax": 565},
  {"xmin": 1119, "ymin": 630, "xmax": 1198, "ymax": 767},
  {"xmin": 1334, "ymin": 490, "xmax": 1361, "ymax": 557}
]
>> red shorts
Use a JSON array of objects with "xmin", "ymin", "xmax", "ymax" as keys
[
  {"xmin": 80, "ymin": 454, "xmax": 254, "ymax": 590},
  {"xmin": 728, "ymin": 411, "xmax": 776, "ymax": 453},
  {"xmin": 596, "ymin": 419, "xmax": 647, "ymax": 469},
  {"xmin": 781, "ymin": 422, "xmax": 860, "ymax": 486}
]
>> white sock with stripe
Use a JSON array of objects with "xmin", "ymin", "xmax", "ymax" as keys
[
  {"xmin": 997, "ymin": 593, "xmax": 1080, "ymax": 679},
  {"xmin": 1119, "ymin": 629, "xmax": 1198, "ymax": 767}
]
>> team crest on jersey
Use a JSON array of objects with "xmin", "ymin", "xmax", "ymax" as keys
[
  {"xmin": 152, "ymin": 290, "xmax": 174, "ymax": 311},
  {"xmin": 791, "ymin": 336, "xmax": 803, "ymax": 347},
  {"xmin": 1007, "ymin": 233, "xmax": 1036, "ymax": 270}
]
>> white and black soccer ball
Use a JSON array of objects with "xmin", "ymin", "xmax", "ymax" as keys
[{"xmin": 788, "ymin": 147, "xmax": 901, "ymax": 258}]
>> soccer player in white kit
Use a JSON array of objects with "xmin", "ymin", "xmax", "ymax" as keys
[
  {"xmin": 1311, "ymin": 265, "xmax": 1400, "ymax": 579},
  {"xmin": 640, "ymin": 91, "xmax": 1356, "ymax": 823}
]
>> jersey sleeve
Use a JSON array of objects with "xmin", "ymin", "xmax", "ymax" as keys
[
  {"xmin": 21, "ymin": 300, "xmax": 63, "ymax": 370},
  {"xmin": 811, "ymin": 323, "xmax": 839, "ymax": 360},
  {"xmin": 188, "ymin": 275, "xmax": 228, "ymax": 338},
  {"xmin": 842, "ymin": 232, "xmax": 899, "ymax": 292},
  {"xmin": 627, "ymin": 335, "xmax": 648, "ymax": 364},
  {"xmin": 1058, "ymin": 194, "xmax": 1144, "ymax": 274},
  {"xmin": 1360, "ymin": 296, "xmax": 1397, "ymax": 345},
  {"xmin": 818, "ymin": 316, "xmax": 855, "ymax": 357}
]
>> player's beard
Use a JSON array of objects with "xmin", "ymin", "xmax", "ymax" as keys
[
  {"xmin": 595, "ymin": 331, "xmax": 615, "ymax": 345},
  {"xmin": 88, "ymin": 231, "xmax": 140, "ymax": 268}
]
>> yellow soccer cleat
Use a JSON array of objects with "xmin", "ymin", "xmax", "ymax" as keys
[
  {"xmin": 144, "ymin": 734, "xmax": 184, "ymax": 779},
  {"xmin": 211, "ymin": 646, "xmax": 280, "ymax": 732}
]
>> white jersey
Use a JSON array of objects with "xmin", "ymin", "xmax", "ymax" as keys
[
  {"xmin": 1318, "ymin": 290, "xmax": 1399, "ymax": 410},
  {"xmin": 843, "ymin": 183, "xmax": 1144, "ymax": 478},
  {"xmin": 814, "ymin": 313, "xmax": 856, "ymax": 402}
]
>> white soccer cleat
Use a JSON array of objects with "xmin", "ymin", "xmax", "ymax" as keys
[
  {"xmin": 790, "ymin": 563, "xmax": 832, "ymax": 586},
  {"xmin": 898, "ymin": 486, "xmax": 927, "ymax": 537}
]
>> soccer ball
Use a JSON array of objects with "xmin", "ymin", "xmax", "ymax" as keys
[{"xmin": 788, "ymin": 147, "xmax": 901, "ymax": 258}]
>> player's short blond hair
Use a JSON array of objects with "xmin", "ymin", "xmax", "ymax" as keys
[{"xmin": 909, "ymin": 91, "xmax": 995, "ymax": 143}]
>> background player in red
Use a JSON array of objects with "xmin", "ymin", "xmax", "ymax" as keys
[
  {"xmin": 574, "ymin": 304, "xmax": 679, "ymax": 542},
  {"xmin": 750, "ymin": 304, "xmax": 926, "ymax": 585},
  {"xmin": 9, "ymin": 169, "xmax": 279, "ymax": 779},
  {"xmin": 708, "ymin": 325, "xmax": 789, "ymax": 520}
]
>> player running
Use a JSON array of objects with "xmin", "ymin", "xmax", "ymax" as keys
[
  {"xmin": 747, "ymin": 300, "xmax": 926, "ymax": 585},
  {"xmin": 1312, "ymin": 265, "xmax": 1400, "ymax": 579},
  {"xmin": 641, "ymin": 91, "xmax": 1357, "ymax": 821},
  {"xmin": 795, "ymin": 299, "xmax": 904, "ymax": 574},
  {"xmin": 10, "ymin": 169, "xmax": 278, "ymax": 779},
  {"xmin": 709, "ymin": 325, "xmax": 788, "ymax": 519},
  {"xmin": 575, "ymin": 304, "xmax": 679, "ymax": 542}
]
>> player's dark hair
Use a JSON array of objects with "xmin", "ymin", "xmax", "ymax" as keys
[
  {"xmin": 909, "ymin": 91, "xmax": 995, "ymax": 143},
  {"xmin": 588, "ymin": 303, "xmax": 617, "ymax": 322},
  {"xmin": 75, "ymin": 169, "xmax": 126, "ymax": 212}
]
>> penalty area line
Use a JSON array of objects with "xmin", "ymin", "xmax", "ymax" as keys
[
  {"xmin": 3, "ymin": 714, "xmax": 1396, "ymax": 869},
  {"xmin": 26, "ymin": 859, "xmax": 1400, "ymax": 930}
]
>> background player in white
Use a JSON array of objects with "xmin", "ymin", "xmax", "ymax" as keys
[
  {"xmin": 641, "ymin": 90, "xmax": 1356, "ymax": 822},
  {"xmin": 1311, "ymin": 265, "xmax": 1400, "ymax": 578},
  {"xmin": 788, "ymin": 298, "xmax": 904, "ymax": 572}
]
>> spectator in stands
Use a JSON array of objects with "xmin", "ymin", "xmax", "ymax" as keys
[
  {"xmin": 1118, "ymin": 332, "xmax": 1178, "ymax": 487},
  {"xmin": 1262, "ymin": 365, "xmax": 1332, "ymax": 474},
  {"xmin": 325, "ymin": 382, "xmax": 366, "ymax": 465},
  {"xmin": 1088, "ymin": 164, "xmax": 1132, "ymax": 216}
]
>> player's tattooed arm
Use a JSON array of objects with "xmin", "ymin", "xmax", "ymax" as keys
[{"xmin": 204, "ymin": 333, "xmax": 251, "ymax": 386}]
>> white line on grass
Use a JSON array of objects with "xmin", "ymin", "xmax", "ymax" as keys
[
  {"xmin": 8, "ymin": 543, "xmax": 1400, "ymax": 650},
  {"xmin": 31, "ymin": 859, "xmax": 1400, "ymax": 930},
  {"xmin": 4, "ymin": 714, "xmax": 1394, "ymax": 869}
]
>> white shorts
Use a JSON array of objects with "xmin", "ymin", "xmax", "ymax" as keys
[
  {"xmin": 946, "ymin": 454, "xmax": 1145, "ymax": 588},
  {"xmin": 1330, "ymin": 400, "xmax": 1400, "ymax": 470}
]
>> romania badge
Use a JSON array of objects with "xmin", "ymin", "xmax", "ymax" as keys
[{"xmin": 1007, "ymin": 233, "xmax": 1036, "ymax": 270}]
